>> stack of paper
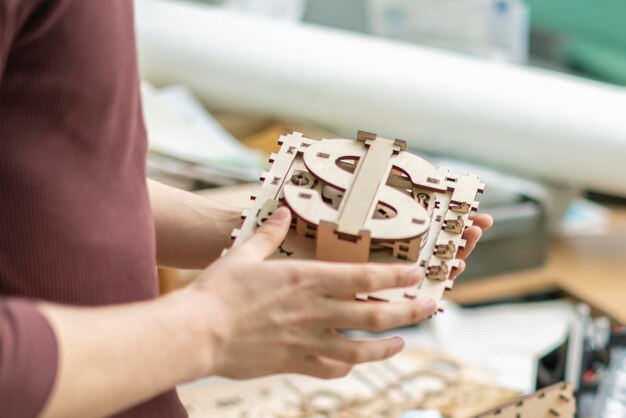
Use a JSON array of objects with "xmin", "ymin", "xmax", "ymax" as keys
[{"xmin": 141, "ymin": 82, "xmax": 263, "ymax": 186}]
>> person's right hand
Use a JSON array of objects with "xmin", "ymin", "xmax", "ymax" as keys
[{"xmin": 183, "ymin": 207, "xmax": 437, "ymax": 380}]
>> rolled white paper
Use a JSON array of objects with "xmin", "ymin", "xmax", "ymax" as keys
[{"xmin": 136, "ymin": 0, "xmax": 626, "ymax": 196}]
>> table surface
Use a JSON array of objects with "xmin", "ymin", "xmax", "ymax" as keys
[
  {"xmin": 450, "ymin": 205, "xmax": 626, "ymax": 324},
  {"xmin": 194, "ymin": 184, "xmax": 626, "ymax": 324}
]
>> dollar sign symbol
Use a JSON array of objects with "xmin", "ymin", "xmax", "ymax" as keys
[{"xmin": 283, "ymin": 133, "xmax": 447, "ymax": 262}]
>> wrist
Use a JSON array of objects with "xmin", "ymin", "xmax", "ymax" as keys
[{"xmin": 161, "ymin": 287, "xmax": 226, "ymax": 380}]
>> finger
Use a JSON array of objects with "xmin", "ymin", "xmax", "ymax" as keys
[
  {"xmin": 310, "ymin": 333, "xmax": 405, "ymax": 365},
  {"xmin": 469, "ymin": 213, "xmax": 493, "ymax": 231},
  {"xmin": 320, "ymin": 298, "xmax": 437, "ymax": 332},
  {"xmin": 294, "ymin": 355, "xmax": 353, "ymax": 379},
  {"xmin": 294, "ymin": 263, "xmax": 423, "ymax": 297},
  {"xmin": 449, "ymin": 259, "xmax": 466, "ymax": 280},
  {"xmin": 457, "ymin": 226, "xmax": 482, "ymax": 259},
  {"xmin": 229, "ymin": 207, "xmax": 292, "ymax": 262}
]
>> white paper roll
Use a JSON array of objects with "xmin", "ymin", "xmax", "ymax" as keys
[{"xmin": 136, "ymin": 0, "xmax": 626, "ymax": 196}]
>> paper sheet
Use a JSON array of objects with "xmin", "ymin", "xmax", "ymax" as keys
[
  {"xmin": 350, "ymin": 300, "xmax": 578, "ymax": 393},
  {"xmin": 141, "ymin": 82, "xmax": 262, "ymax": 181}
]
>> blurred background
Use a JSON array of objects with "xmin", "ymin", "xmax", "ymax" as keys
[{"xmin": 135, "ymin": 1, "xmax": 626, "ymax": 417}]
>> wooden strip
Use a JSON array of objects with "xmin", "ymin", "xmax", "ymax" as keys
[{"xmin": 337, "ymin": 137, "xmax": 396, "ymax": 236}]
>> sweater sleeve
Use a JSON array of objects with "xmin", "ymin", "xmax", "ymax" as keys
[
  {"xmin": 1, "ymin": 4, "xmax": 60, "ymax": 418},
  {"xmin": 0, "ymin": 299, "xmax": 58, "ymax": 418}
]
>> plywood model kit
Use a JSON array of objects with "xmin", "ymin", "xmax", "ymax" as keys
[
  {"xmin": 180, "ymin": 357, "xmax": 574, "ymax": 418},
  {"xmin": 179, "ymin": 349, "xmax": 519, "ymax": 418},
  {"xmin": 227, "ymin": 131, "xmax": 485, "ymax": 310}
]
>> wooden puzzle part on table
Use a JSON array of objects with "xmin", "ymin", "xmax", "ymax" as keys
[
  {"xmin": 228, "ymin": 131, "xmax": 485, "ymax": 310},
  {"xmin": 179, "ymin": 349, "xmax": 519, "ymax": 418},
  {"xmin": 473, "ymin": 382, "xmax": 575, "ymax": 418}
]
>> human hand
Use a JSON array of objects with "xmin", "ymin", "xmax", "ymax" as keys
[
  {"xmin": 450, "ymin": 213, "xmax": 493, "ymax": 279},
  {"xmin": 186, "ymin": 207, "xmax": 437, "ymax": 380}
]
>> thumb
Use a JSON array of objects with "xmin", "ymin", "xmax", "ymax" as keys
[{"xmin": 231, "ymin": 206, "xmax": 292, "ymax": 262}]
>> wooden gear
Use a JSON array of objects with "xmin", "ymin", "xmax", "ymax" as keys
[{"xmin": 228, "ymin": 131, "xmax": 485, "ymax": 310}]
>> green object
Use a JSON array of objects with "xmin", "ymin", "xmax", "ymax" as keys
[
  {"xmin": 568, "ymin": 39, "xmax": 626, "ymax": 85},
  {"xmin": 525, "ymin": 0, "xmax": 626, "ymax": 84},
  {"xmin": 526, "ymin": 0, "xmax": 626, "ymax": 51}
]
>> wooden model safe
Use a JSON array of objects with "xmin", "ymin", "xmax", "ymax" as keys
[{"xmin": 228, "ymin": 131, "xmax": 485, "ymax": 311}]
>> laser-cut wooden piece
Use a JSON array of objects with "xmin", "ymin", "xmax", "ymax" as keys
[
  {"xmin": 473, "ymin": 382, "xmax": 575, "ymax": 418},
  {"xmin": 227, "ymin": 131, "xmax": 485, "ymax": 310},
  {"xmin": 178, "ymin": 349, "xmax": 519, "ymax": 418}
]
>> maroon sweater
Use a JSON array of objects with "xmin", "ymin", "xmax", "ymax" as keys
[{"xmin": 0, "ymin": 1, "xmax": 187, "ymax": 417}]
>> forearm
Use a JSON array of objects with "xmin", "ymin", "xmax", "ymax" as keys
[
  {"xmin": 38, "ymin": 290, "xmax": 212, "ymax": 418},
  {"xmin": 148, "ymin": 180, "xmax": 242, "ymax": 269}
]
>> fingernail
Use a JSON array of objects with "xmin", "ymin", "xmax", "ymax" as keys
[
  {"xmin": 269, "ymin": 207, "xmax": 289, "ymax": 223},
  {"xmin": 394, "ymin": 337, "xmax": 405, "ymax": 352},
  {"xmin": 405, "ymin": 267, "xmax": 423, "ymax": 285}
]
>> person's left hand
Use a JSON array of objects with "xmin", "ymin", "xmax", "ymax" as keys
[{"xmin": 450, "ymin": 213, "xmax": 493, "ymax": 279}]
